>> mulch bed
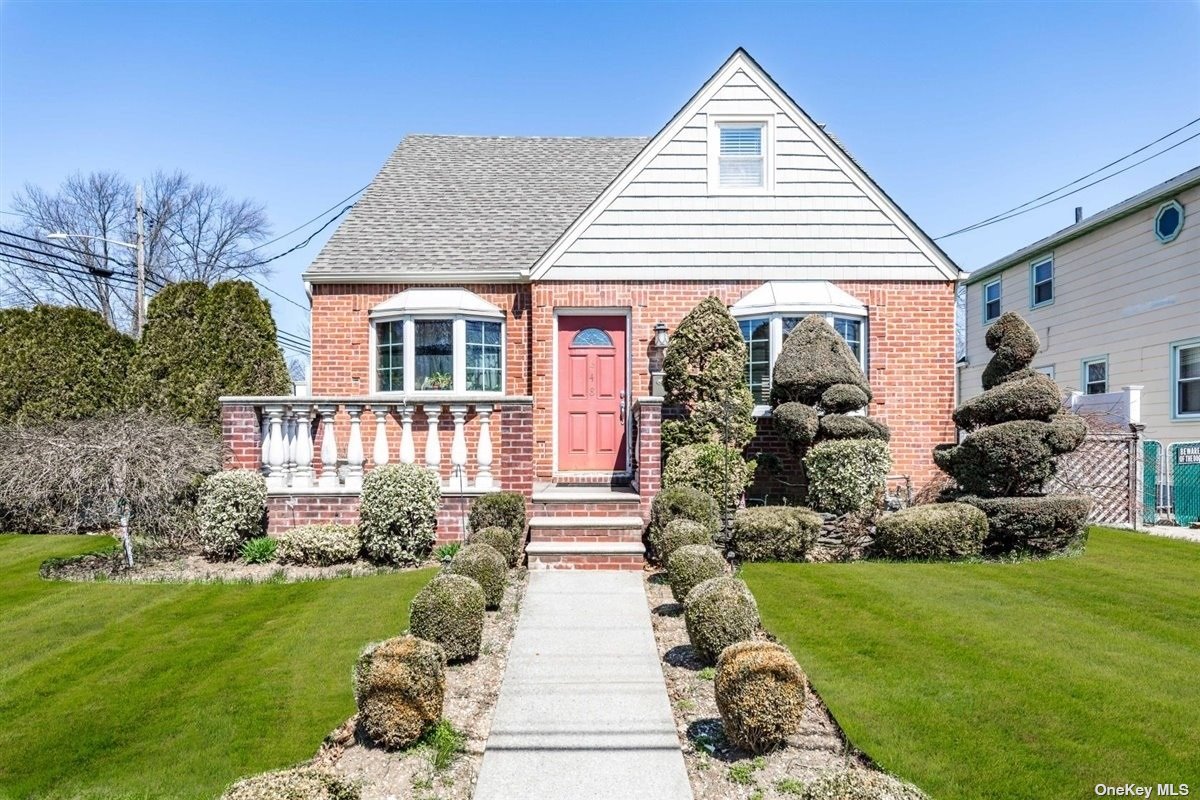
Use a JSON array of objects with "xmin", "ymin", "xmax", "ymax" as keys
[
  {"xmin": 312, "ymin": 568, "xmax": 527, "ymax": 800},
  {"xmin": 645, "ymin": 569, "xmax": 894, "ymax": 800}
]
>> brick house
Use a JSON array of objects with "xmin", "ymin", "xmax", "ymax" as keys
[{"xmin": 221, "ymin": 49, "xmax": 961, "ymax": 568}]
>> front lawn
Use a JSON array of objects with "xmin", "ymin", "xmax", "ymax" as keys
[
  {"xmin": 0, "ymin": 535, "xmax": 435, "ymax": 800},
  {"xmin": 743, "ymin": 527, "xmax": 1200, "ymax": 800}
]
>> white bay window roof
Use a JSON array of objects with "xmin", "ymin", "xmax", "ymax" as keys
[
  {"xmin": 370, "ymin": 287, "xmax": 504, "ymax": 319},
  {"xmin": 730, "ymin": 280, "xmax": 866, "ymax": 318}
]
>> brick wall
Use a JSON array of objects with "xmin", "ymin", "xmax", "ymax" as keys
[
  {"xmin": 265, "ymin": 492, "xmax": 471, "ymax": 544},
  {"xmin": 308, "ymin": 279, "xmax": 956, "ymax": 491},
  {"xmin": 633, "ymin": 399, "xmax": 663, "ymax": 518},
  {"xmin": 221, "ymin": 403, "xmax": 261, "ymax": 470}
]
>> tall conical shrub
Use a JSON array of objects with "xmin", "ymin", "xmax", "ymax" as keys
[{"xmin": 934, "ymin": 312, "xmax": 1090, "ymax": 554}]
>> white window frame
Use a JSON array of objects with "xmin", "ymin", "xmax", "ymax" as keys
[
  {"xmin": 1081, "ymin": 356, "xmax": 1108, "ymax": 395},
  {"xmin": 368, "ymin": 314, "xmax": 506, "ymax": 396},
  {"xmin": 707, "ymin": 116, "xmax": 774, "ymax": 195},
  {"xmin": 1030, "ymin": 255, "xmax": 1054, "ymax": 308},
  {"xmin": 1171, "ymin": 338, "xmax": 1200, "ymax": 420},
  {"xmin": 733, "ymin": 311, "xmax": 869, "ymax": 414},
  {"xmin": 983, "ymin": 278, "xmax": 1002, "ymax": 324}
]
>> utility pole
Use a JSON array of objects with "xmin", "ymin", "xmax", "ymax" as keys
[{"xmin": 134, "ymin": 183, "xmax": 146, "ymax": 337}]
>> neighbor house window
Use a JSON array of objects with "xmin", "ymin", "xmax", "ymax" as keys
[
  {"xmin": 1155, "ymin": 200, "xmax": 1184, "ymax": 243},
  {"xmin": 739, "ymin": 313, "xmax": 868, "ymax": 407},
  {"xmin": 466, "ymin": 320, "xmax": 503, "ymax": 392},
  {"xmin": 1173, "ymin": 339, "xmax": 1200, "ymax": 418},
  {"xmin": 376, "ymin": 321, "xmax": 405, "ymax": 392},
  {"xmin": 1035, "ymin": 364, "xmax": 1056, "ymax": 379},
  {"xmin": 1082, "ymin": 357, "xmax": 1108, "ymax": 395},
  {"xmin": 1031, "ymin": 256, "xmax": 1054, "ymax": 307},
  {"xmin": 740, "ymin": 317, "xmax": 772, "ymax": 404},
  {"xmin": 983, "ymin": 279, "xmax": 1001, "ymax": 323}
]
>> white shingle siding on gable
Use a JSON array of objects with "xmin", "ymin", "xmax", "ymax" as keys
[{"xmin": 546, "ymin": 68, "xmax": 942, "ymax": 280}]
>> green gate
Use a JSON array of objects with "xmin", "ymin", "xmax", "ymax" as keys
[
  {"xmin": 1169, "ymin": 442, "xmax": 1200, "ymax": 527},
  {"xmin": 1144, "ymin": 441, "xmax": 1162, "ymax": 525}
]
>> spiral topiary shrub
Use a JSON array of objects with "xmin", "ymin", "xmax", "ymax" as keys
[
  {"xmin": 469, "ymin": 526, "xmax": 516, "ymax": 567},
  {"xmin": 358, "ymin": 464, "xmax": 441, "ymax": 565},
  {"xmin": 662, "ymin": 442, "xmax": 755, "ymax": 507},
  {"xmin": 715, "ymin": 641, "xmax": 807, "ymax": 753},
  {"xmin": 731, "ymin": 506, "xmax": 822, "ymax": 562},
  {"xmin": 873, "ymin": 503, "xmax": 987, "ymax": 561},
  {"xmin": 408, "ymin": 573, "xmax": 486, "ymax": 662},
  {"xmin": 667, "ymin": 544, "xmax": 726, "ymax": 603},
  {"xmin": 933, "ymin": 416, "xmax": 1086, "ymax": 498},
  {"xmin": 953, "ymin": 372, "xmax": 1062, "ymax": 430},
  {"xmin": 221, "ymin": 766, "xmax": 360, "ymax": 800},
  {"xmin": 353, "ymin": 635, "xmax": 445, "ymax": 750},
  {"xmin": 649, "ymin": 485, "xmax": 720, "ymax": 546},
  {"xmin": 276, "ymin": 524, "xmax": 361, "ymax": 566},
  {"xmin": 981, "ymin": 312, "xmax": 1041, "ymax": 390},
  {"xmin": 789, "ymin": 769, "xmax": 930, "ymax": 800},
  {"xmin": 651, "ymin": 518, "xmax": 714, "ymax": 565},
  {"xmin": 445, "ymin": 543, "xmax": 507, "ymax": 609},
  {"xmin": 468, "ymin": 491, "xmax": 526, "ymax": 541},
  {"xmin": 804, "ymin": 439, "xmax": 891, "ymax": 515},
  {"xmin": 684, "ymin": 576, "xmax": 760, "ymax": 663},
  {"xmin": 197, "ymin": 470, "xmax": 268, "ymax": 559}
]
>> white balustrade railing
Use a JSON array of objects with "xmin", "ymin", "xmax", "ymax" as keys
[{"xmin": 243, "ymin": 397, "xmax": 505, "ymax": 492}]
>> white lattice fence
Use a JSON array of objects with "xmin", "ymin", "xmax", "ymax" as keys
[{"xmin": 1050, "ymin": 430, "xmax": 1141, "ymax": 526}]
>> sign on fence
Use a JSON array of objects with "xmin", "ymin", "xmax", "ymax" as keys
[{"xmin": 1169, "ymin": 442, "xmax": 1200, "ymax": 527}]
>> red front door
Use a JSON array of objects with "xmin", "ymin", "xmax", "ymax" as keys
[{"xmin": 557, "ymin": 315, "xmax": 627, "ymax": 472}]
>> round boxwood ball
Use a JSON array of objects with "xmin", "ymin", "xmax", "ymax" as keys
[
  {"xmin": 446, "ymin": 543, "xmax": 507, "ymax": 609},
  {"xmin": 667, "ymin": 544, "xmax": 726, "ymax": 603},
  {"xmin": 715, "ymin": 640, "xmax": 807, "ymax": 754},
  {"xmin": 651, "ymin": 518, "xmax": 714, "ymax": 565},
  {"xmin": 409, "ymin": 573, "xmax": 486, "ymax": 662},
  {"xmin": 353, "ymin": 635, "xmax": 445, "ymax": 750},
  {"xmin": 469, "ymin": 526, "xmax": 517, "ymax": 567},
  {"xmin": 684, "ymin": 576, "xmax": 760, "ymax": 663}
]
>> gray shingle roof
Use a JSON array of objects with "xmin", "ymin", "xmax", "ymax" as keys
[{"xmin": 304, "ymin": 135, "xmax": 649, "ymax": 280}]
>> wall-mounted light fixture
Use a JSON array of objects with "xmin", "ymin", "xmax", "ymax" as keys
[{"xmin": 650, "ymin": 321, "xmax": 670, "ymax": 397}]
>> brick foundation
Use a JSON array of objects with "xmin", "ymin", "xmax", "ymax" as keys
[{"xmin": 265, "ymin": 492, "xmax": 472, "ymax": 544}]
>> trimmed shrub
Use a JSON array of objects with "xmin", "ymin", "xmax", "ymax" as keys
[
  {"xmin": 817, "ymin": 414, "xmax": 890, "ymax": 442},
  {"xmin": 359, "ymin": 464, "xmax": 441, "ymax": 565},
  {"xmin": 468, "ymin": 491, "xmax": 526, "ymax": 542},
  {"xmin": 469, "ymin": 526, "xmax": 516, "ymax": 567},
  {"xmin": 667, "ymin": 544, "xmax": 726, "ymax": 603},
  {"xmin": 804, "ymin": 439, "xmax": 890, "ymax": 514},
  {"xmin": 240, "ymin": 536, "xmax": 277, "ymax": 564},
  {"xmin": 663, "ymin": 442, "xmax": 755, "ymax": 506},
  {"xmin": 197, "ymin": 470, "xmax": 268, "ymax": 559},
  {"xmin": 819, "ymin": 383, "xmax": 871, "ymax": 414},
  {"xmin": 126, "ymin": 280, "xmax": 290, "ymax": 430},
  {"xmin": 276, "ymin": 524, "xmax": 361, "ymax": 566},
  {"xmin": 661, "ymin": 297, "xmax": 757, "ymax": 452},
  {"xmin": 873, "ymin": 503, "xmax": 987, "ymax": 560},
  {"xmin": 221, "ymin": 766, "xmax": 360, "ymax": 800},
  {"xmin": 961, "ymin": 494, "xmax": 1092, "ymax": 555},
  {"xmin": 731, "ymin": 506, "xmax": 822, "ymax": 562},
  {"xmin": 409, "ymin": 574, "xmax": 486, "ymax": 662},
  {"xmin": 981, "ymin": 312, "xmax": 1041, "ymax": 389},
  {"xmin": 771, "ymin": 316, "xmax": 872, "ymax": 406},
  {"xmin": 651, "ymin": 518, "xmax": 714, "ymax": 565},
  {"xmin": 789, "ymin": 769, "xmax": 930, "ymax": 800},
  {"xmin": 684, "ymin": 576, "xmax": 760, "ymax": 663},
  {"xmin": 446, "ymin": 543, "xmax": 507, "ymax": 609},
  {"xmin": 933, "ymin": 416, "xmax": 1087, "ymax": 498},
  {"xmin": 649, "ymin": 486, "xmax": 720, "ymax": 545},
  {"xmin": 715, "ymin": 641, "xmax": 807, "ymax": 753},
  {"xmin": 0, "ymin": 305, "xmax": 134, "ymax": 424},
  {"xmin": 953, "ymin": 373, "xmax": 1062, "ymax": 430},
  {"xmin": 772, "ymin": 402, "xmax": 819, "ymax": 448},
  {"xmin": 353, "ymin": 636, "xmax": 445, "ymax": 750}
]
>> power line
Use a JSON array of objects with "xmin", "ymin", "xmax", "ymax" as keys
[
  {"xmin": 243, "ymin": 184, "xmax": 368, "ymax": 255},
  {"xmin": 936, "ymin": 116, "xmax": 1200, "ymax": 240},
  {"xmin": 0, "ymin": 255, "xmax": 139, "ymax": 287}
]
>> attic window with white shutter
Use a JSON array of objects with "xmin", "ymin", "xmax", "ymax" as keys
[{"xmin": 709, "ymin": 119, "xmax": 771, "ymax": 194}]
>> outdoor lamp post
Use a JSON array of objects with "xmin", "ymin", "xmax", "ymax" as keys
[{"xmin": 651, "ymin": 321, "xmax": 670, "ymax": 397}]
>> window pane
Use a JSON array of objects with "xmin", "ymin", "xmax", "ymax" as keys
[
  {"xmin": 376, "ymin": 321, "xmax": 404, "ymax": 392},
  {"xmin": 1180, "ymin": 345, "xmax": 1200, "ymax": 380},
  {"xmin": 1034, "ymin": 261, "xmax": 1053, "ymax": 283},
  {"xmin": 466, "ymin": 320, "xmax": 502, "ymax": 392},
  {"xmin": 1034, "ymin": 281, "xmax": 1053, "ymax": 305},
  {"xmin": 720, "ymin": 126, "xmax": 762, "ymax": 155},
  {"xmin": 1181, "ymin": 381, "xmax": 1200, "ymax": 414},
  {"xmin": 985, "ymin": 298, "xmax": 1001, "ymax": 321},
  {"xmin": 740, "ymin": 317, "xmax": 770, "ymax": 404},
  {"xmin": 415, "ymin": 319, "xmax": 453, "ymax": 390},
  {"xmin": 782, "ymin": 316, "xmax": 805, "ymax": 335},
  {"xmin": 834, "ymin": 317, "xmax": 862, "ymax": 361},
  {"xmin": 720, "ymin": 157, "xmax": 763, "ymax": 187}
]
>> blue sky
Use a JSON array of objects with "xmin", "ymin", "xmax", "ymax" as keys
[{"xmin": 2, "ymin": 1, "xmax": 1199, "ymax": 356}]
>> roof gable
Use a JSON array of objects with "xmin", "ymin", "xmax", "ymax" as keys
[{"xmin": 531, "ymin": 49, "xmax": 960, "ymax": 281}]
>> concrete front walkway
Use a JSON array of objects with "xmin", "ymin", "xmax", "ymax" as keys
[{"xmin": 473, "ymin": 571, "xmax": 693, "ymax": 800}]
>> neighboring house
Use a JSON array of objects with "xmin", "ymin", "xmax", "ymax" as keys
[
  {"xmin": 221, "ymin": 48, "xmax": 962, "ymax": 567},
  {"xmin": 961, "ymin": 166, "xmax": 1199, "ymax": 459}
]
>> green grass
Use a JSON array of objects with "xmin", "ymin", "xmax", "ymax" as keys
[
  {"xmin": 0, "ymin": 535, "xmax": 435, "ymax": 800},
  {"xmin": 743, "ymin": 527, "xmax": 1200, "ymax": 800}
]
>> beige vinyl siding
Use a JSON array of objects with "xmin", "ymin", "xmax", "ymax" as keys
[
  {"xmin": 550, "ymin": 68, "xmax": 943, "ymax": 280},
  {"xmin": 961, "ymin": 182, "xmax": 1200, "ymax": 448}
]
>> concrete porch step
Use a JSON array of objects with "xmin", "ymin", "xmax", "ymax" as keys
[
  {"xmin": 525, "ymin": 541, "xmax": 645, "ymax": 571},
  {"xmin": 528, "ymin": 516, "xmax": 645, "ymax": 543},
  {"xmin": 531, "ymin": 485, "xmax": 642, "ymax": 517}
]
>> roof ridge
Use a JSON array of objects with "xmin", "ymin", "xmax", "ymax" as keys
[{"xmin": 402, "ymin": 133, "xmax": 651, "ymax": 141}]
